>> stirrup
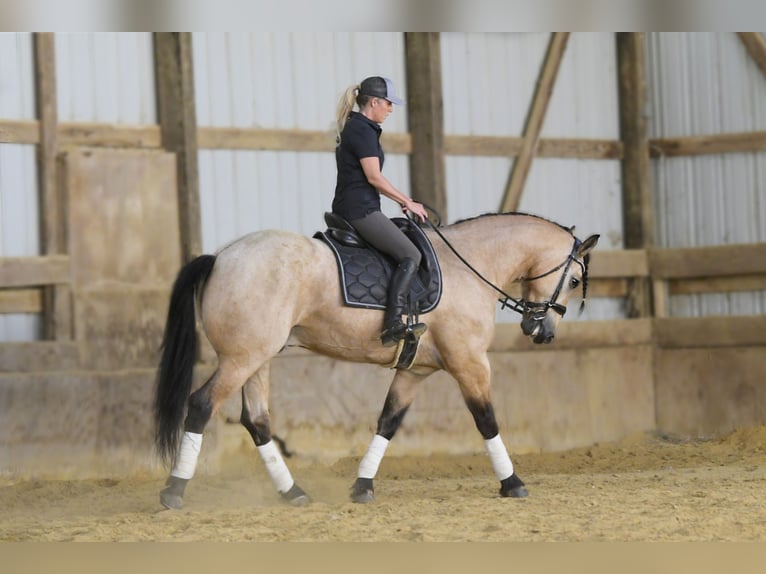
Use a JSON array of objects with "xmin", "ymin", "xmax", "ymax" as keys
[
  {"xmin": 406, "ymin": 322, "xmax": 427, "ymax": 337},
  {"xmin": 381, "ymin": 322, "xmax": 407, "ymax": 347},
  {"xmin": 380, "ymin": 321, "xmax": 427, "ymax": 347}
]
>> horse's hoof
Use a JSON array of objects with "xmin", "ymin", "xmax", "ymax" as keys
[
  {"xmin": 160, "ymin": 489, "xmax": 184, "ymax": 510},
  {"xmin": 499, "ymin": 473, "xmax": 529, "ymax": 498},
  {"xmin": 281, "ymin": 483, "xmax": 311, "ymax": 506},
  {"xmin": 160, "ymin": 476, "xmax": 188, "ymax": 510},
  {"xmin": 351, "ymin": 489, "xmax": 375, "ymax": 503},
  {"xmin": 500, "ymin": 485, "xmax": 529, "ymax": 498},
  {"xmin": 350, "ymin": 477, "xmax": 375, "ymax": 503}
]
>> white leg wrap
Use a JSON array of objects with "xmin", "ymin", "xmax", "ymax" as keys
[
  {"xmin": 485, "ymin": 434, "xmax": 514, "ymax": 480},
  {"xmin": 357, "ymin": 434, "xmax": 390, "ymax": 479},
  {"xmin": 170, "ymin": 432, "xmax": 203, "ymax": 480},
  {"xmin": 257, "ymin": 440, "xmax": 295, "ymax": 493}
]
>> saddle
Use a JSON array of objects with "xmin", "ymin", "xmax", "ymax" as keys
[{"xmin": 314, "ymin": 212, "xmax": 443, "ymax": 315}]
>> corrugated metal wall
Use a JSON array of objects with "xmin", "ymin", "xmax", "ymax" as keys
[
  {"xmin": 192, "ymin": 32, "xmax": 409, "ymax": 252},
  {"xmin": 54, "ymin": 33, "xmax": 156, "ymax": 124},
  {"xmin": 0, "ymin": 33, "xmax": 39, "ymax": 341},
  {"xmin": 646, "ymin": 32, "xmax": 766, "ymax": 317},
  {"xmin": 441, "ymin": 32, "xmax": 623, "ymax": 321}
]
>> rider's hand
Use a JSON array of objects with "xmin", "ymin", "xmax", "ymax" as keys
[{"xmin": 402, "ymin": 199, "xmax": 428, "ymax": 223}]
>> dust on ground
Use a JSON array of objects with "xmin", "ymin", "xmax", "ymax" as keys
[{"xmin": 2, "ymin": 426, "xmax": 765, "ymax": 541}]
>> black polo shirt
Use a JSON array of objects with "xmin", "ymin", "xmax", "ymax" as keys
[{"xmin": 332, "ymin": 111, "xmax": 385, "ymax": 221}]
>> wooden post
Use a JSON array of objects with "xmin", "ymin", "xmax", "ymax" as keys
[
  {"xmin": 500, "ymin": 32, "xmax": 569, "ymax": 213},
  {"xmin": 616, "ymin": 33, "xmax": 654, "ymax": 318},
  {"xmin": 737, "ymin": 32, "xmax": 766, "ymax": 80},
  {"xmin": 153, "ymin": 33, "xmax": 202, "ymax": 262},
  {"xmin": 34, "ymin": 32, "xmax": 71, "ymax": 341},
  {"xmin": 405, "ymin": 33, "xmax": 447, "ymax": 221}
]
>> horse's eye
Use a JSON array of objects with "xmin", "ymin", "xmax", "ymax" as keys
[{"xmin": 569, "ymin": 277, "xmax": 580, "ymax": 289}]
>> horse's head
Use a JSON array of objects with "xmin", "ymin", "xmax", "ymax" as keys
[{"xmin": 519, "ymin": 233, "xmax": 599, "ymax": 344}]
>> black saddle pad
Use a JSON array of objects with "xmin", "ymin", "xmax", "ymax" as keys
[{"xmin": 314, "ymin": 218, "xmax": 442, "ymax": 314}]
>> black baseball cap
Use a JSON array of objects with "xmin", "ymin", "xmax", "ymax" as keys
[{"xmin": 359, "ymin": 76, "xmax": 404, "ymax": 105}]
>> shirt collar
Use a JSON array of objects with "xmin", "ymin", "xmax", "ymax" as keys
[{"xmin": 350, "ymin": 111, "xmax": 382, "ymax": 134}]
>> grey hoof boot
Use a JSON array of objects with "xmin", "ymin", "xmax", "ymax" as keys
[
  {"xmin": 160, "ymin": 476, "xmax": 189, "ymax": 510},
  {"xmin": 350, "ymin": 477, "xmax": 375, "ymax": 503},
  {"xmin": 281, "ymin": 483, "xmax": 311, "ymax": 507},
  {"xmin": 499, "ymin": 473, "xmax": 529, "ymax": 498}
]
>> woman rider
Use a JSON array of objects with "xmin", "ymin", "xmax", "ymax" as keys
[{"xmin": 332, "ymin": 76, "xmax": 429, "ymax": 347}]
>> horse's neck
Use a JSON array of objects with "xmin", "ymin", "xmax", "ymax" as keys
[{"xmin": 440, "ymin": 214, "xmax": 561, "ymax": 287}]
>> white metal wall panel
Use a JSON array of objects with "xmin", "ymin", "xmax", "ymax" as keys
[
  {"xmin": 647, "ymin": 32, "xmax": 766, "ymax": 317},
  {"xmin": 0, "ymin": 33, "xmax": 40, "ymax": 341},
  {"xmin": 55, "ymin": 33, "xmax": 156, "ymax": 123},
  {"xmin": 193, "ymin": 32, "xmax": 410, "ymax": 252},
  {"xmin": 441, "ymin": 33, "xmax": 623, "ymax": 321}
]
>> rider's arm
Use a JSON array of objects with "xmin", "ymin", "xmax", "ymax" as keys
[{"xmin": 359, "ymin": 157, "xmax": 428, "ymax": 222}]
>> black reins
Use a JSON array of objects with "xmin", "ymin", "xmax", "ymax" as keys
[{"xmin": 414, "ymin": 210, "xmax": 585, "ymax": 319}]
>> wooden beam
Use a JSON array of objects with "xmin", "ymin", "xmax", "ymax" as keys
[
  {"xmin": 500, "ymin": 32, "xmax": 570, "ymax": 213},
  {"xmin": 669, "ymin": 274, "xmax": 766, "ymax": 295},
  {"xmin": 60, "ymin": 122, "xmax": 161, "ymax": 148},
  {"xmin": 445, "ymin": 135, "xmax": 622, "ymax": 159},
  {"xmin": 405, "ymin": 32, "xmax": 447, "ymax": 219},
  {"xmin": 0, "ymin": 341, "xmax": 79, "ymax": 372},
  {"xmin": 588, "ymin": 249, "xmax": 649, "ymax": 278},
  {"xmin": 617, "ymin": 32, "xmax": 653, "ymax": 319},
  {"xmin": 586, "ymin": 278, "xmax": 628, "ymax": 297},
  {"xmin": 198, "ymin": 127, "xmax": 338, "ymax": 152},
  {"xmin": 650, "ymin": 131, "xmax": 766, "ymax": 157},
  {"xmin": 34, "ymin": 33, "xmax": 72, "ymax": 341},
  {"xmin": 0, "ymin": 289, "xmax": 42, "ymax": 314},
  {"xmin": 492, "ymin": 316, "xmax": 766, "ymax": 351},
  {"xmin": 737, "ymin": 32, "xmax": 766, "ymax": 80},
  {"xmin": 10, "ymin": 119, "xmax": 766, "ymax": 159},
  {"xmin": 655, "ymin": 316, "xmax": 766, "ymax": 348},
  {"xmin": 34, "ymin": 34, "xmax": 61, "ymax": 255},
  {"xmin": 490, "ymin": 319, "xmax": 653, "ymax": 352},
  {"xmin": 650, "ymin": 243, "xmax": 766, "ymax": 279},
  {"xmin": 0, "ymin": 255, "xmax": 71, "ymax": 288},
  {"xmin": 0, "ymin": 119, "xmax": 39, "ymax": 144},
  {"xmin": 154, "ymin": 33, "xmax": 202, "ymax": 262}
]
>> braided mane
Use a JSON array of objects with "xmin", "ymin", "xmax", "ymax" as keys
[{"xmin": 449, "ymin": 211, "xmax": 575, "ymax": 236}]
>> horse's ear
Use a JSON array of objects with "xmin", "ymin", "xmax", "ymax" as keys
[{"xmin": 577, "ymin": 234, "xmax": 599, "ymax": 258}]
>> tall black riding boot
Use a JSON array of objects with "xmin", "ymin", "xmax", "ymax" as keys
[{"xmin": 380, "ymin": 258, "xmax": 427, "ymax": 347}]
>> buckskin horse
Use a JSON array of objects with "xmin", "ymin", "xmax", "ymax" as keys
[{"xmin": 153, "ymin": 212, "xmax": 599, "ymax": 509}]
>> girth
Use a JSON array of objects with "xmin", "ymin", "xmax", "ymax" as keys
[{"xmin": 314, "ymin": 212, "xmax": 442, "ymax": 315}]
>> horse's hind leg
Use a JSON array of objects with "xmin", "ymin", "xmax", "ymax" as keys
[
  {"xmin": 160, "ymin": 358, "xmax": 255, "ymax": 510},
  {"xmin": 453, "ymin": 354, "xmax": 528, "ymax": 498},
  {"xmin": 351, "ymin": 369, "xmax": 429, "ymax": 503},
  {"xmin": 240, "ymin": 362, "xmax": 309, "ymax": 506}
]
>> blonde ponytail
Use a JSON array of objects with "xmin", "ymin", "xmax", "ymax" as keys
[{"xmin": 335, "ymin": 85, "xmax": 359, "ymax": 143}]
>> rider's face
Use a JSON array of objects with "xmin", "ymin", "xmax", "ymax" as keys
[{"xmin": 369, "ymin": 97, "xmax": 393, "ymax": 124}]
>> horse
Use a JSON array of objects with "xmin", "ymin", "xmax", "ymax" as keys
[{"xmin": 153, "ymin": 212, "xmax": 599, "ymax": 509}]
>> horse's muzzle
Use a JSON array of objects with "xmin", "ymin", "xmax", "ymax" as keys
[{"xmin": 521, "ymin": 314, "xmax": 556, "ymax": 344}]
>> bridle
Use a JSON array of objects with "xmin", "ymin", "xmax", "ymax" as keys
[
  {"xmin": 510, "ymin": 238, "xmax": 585, "ymax": 319},
  {"xmin": 418, "ymin": 213, "xmax": 586, "ymax": 323}
]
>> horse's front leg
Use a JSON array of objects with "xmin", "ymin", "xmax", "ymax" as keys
[
  {"xmin": 454, "ymin": 354, "xmax": 528, "ymax": 498},
  {"xmin": 351, "ymin": 369, "xmax": 427, "ymax": 503},
  {"xmin": 240, "ymin": 362, "xmax": 309, "ymax": 506}
]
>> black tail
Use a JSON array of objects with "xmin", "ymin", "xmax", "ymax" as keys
[{"xmin": 154, "ymin": 254, "xmax": 217, "ymax": 466}]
